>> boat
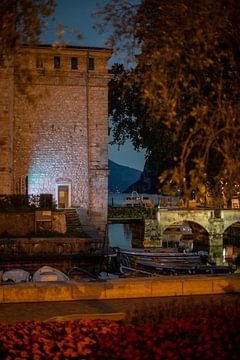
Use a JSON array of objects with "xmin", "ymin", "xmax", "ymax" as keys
[
  {"xmin": 33, "ymin": 266, "xmax": 69, "ymax": 282},
  {"xmin": 2, "ymin": 269, "xmax": 31, "ymax": 283},
  {"xmin": 98, "ymin": 272, "xmax": 120, "ymax": 280},
  {"xmin": 136, "ymin": 258, "xmax": 235, "ymax": 275},
  {"xmin": 120, "ymin": 265, "xmax": 155, "ymax": 277},
  {"xmin": 116, "ymin": 247, "xmax": 208, "ymax": 260},
  {"xmin": 116, "ymin": 247, "xmax": 236, "ymax": 275},
  {"xmin": 68, "ymin": 267, "xmax": 105, "ymax": 281}
]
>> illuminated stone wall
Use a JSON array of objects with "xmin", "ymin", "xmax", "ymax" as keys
[
  {"xmin": 0, "ymin": 67, "xmax": 14, "ymax": 194},
  {"xmin": 0, "ymin": 45, "xmax": 111, "ymax": 236}
]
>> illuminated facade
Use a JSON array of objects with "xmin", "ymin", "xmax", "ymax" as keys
[{"xmin": 0, "ymin": 45, "xmax": 112, "ymax": 235}]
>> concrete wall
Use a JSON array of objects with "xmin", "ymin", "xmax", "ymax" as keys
[
  {"xmin": 0, "ymin": 211, "xmax": 66, "ymax": 236},
  {"xmin": 0, "ymin": 275, "xmax": 239, "ymax": 304}
]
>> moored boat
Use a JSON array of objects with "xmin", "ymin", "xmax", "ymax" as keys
[
  {"xmin": 2, "ymin": 269, "xmax": 30, "ymax": 283},
  {"xmin": 116, "ymin": 247, "xmax": 236, "ymax": 276},
  {"xmin": 136, "ymin": 259, "xmax": 235, "ymax": 275},
  {"xmin": 33, "ymin": 266, "xmax": 69, "ymax": 282},
  {"xmin": 116, "ymin": 247, "xmax": 208, "ymax": 259}
]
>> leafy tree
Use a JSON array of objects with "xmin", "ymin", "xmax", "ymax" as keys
[
  {"xmin": 0, "ymin": 1, "xmax": 56, "ymax": 95},
  {"xmin": 0, "ymin": 0, "xmax": 56, "ymax": 56},
  {"xmin": 98, "ymin": 0, "xmax": 240, "ymax": 203},
  {"xmin": 109, "ymin": 63, "xmax": 177, "ymax": 192}
]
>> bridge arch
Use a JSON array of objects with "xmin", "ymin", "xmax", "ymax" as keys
[
  {"xmin": 161, "ymin": 220, "xmax": 209, "ymax": 235},
  {"xmin": 157, "ymin": 209, "xmax": 213, "ymax": 234},
  {"xmin": 144, "ymin": 209, "xmax": 240, "ymax": 261},
  {"xmin": 222, "ymin": 211, "xmax": 240, "ymax": 233}
]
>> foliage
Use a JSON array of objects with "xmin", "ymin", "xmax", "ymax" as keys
[
  {"xmin": 98, "ymin": 0, "xmax": 240, "ymax": 201},
  {"xmin": 0, "ymin": 0, "xmax": 56, "ymax": 56},
  {"xmin": 0, "ymin": 0, "xmax": 56, "ymax": 96},
  {"xmin": 126, "ymin": 297, "xmax": 240, "ymax": 325},
  {"xmin": 108, "ymin": 206, "xmax": 157, "ymax": 219},
  {"xmin": 0, "ymin": 194, "xmax": 55, "ymax": 211},
  {"xmin": 108, "ymin": 63, "xmax": 176, "ymax": 178},
  {"xmin": 0, "ymin": 309, "xmax": 240, "ymax": 358}
]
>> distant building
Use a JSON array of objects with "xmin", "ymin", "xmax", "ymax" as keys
[{"xmin": 0, "ymin": 45, "xmax": 112, "ymax": 236}]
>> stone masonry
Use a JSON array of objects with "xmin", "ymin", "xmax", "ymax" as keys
[{"xmin": 0, "ymin": 45, "xmax": 112, "ymax": 237}]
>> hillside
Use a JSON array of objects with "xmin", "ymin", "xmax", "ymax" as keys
[{"xmin": 108, "ymin": 160, "xmax": 142, "ymax": 193}]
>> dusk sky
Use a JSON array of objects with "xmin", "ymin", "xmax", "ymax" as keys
[{"xmin": 41, "ymin": 0, "xmax": 146, "ymax": 171}]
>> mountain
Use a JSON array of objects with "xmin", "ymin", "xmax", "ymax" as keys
[
  {"xmin": 108, "ymin": 160, "xmax": 142, "ymax": 193},
  {"xmin": 127, "ymin": 158, "xmax": 161, "ymax": 194}
]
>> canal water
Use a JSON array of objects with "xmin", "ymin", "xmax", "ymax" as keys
[{"xmin": 107, "ymin": 193, "xmax": 240, "ymax": 264}]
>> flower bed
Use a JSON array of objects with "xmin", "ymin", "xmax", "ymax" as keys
[{"xmin": 0, "ymin": 309, "xmax": 240, "ymax": 359}]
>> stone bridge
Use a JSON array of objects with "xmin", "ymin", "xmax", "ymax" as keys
[{"xmin": 144, "ymin": 208, "xmax": 240, "ymax": 263}]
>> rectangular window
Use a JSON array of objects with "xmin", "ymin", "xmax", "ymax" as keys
[
  {"xmin": 36, "ymin": 55, "xmax": 43, "ymax": 68},
  {"xmin": 0, "ymin": 54, "xmax": 4, "ymax": 67},
  {"xmin": 16, "ymin": 176, "xmax": 28, "ymax": 194},
  {"xmin": 71, "ymin": 57, "xmax": 78, "ymax": 70},
  {"xmin": 87, "ymin": 57, "xmax": 94, "ymax": 70},
  {"xmin": 54, "ymin": 56, "xmax": 61, "ymax": 69}
]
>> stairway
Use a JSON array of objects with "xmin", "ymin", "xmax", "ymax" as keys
[{"xmin": 64, "ymin": 209, "xmax": 83, "ymax": 236}]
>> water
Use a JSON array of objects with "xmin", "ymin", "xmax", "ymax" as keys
[
  {"xmin": 107, "ymin": 193, "xmax": 240, "ymax": 262},
  {"xmin": 108, "ymin": 223, "xmax": 132, "ymax": 248},
  {"xmin": 108, "ymin": 222, "xmax": 240, "ymax": 264}
]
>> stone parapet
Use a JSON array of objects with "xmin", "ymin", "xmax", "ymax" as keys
[
  {"xmin": 0, "ymin": 275, "xmax": 239, "ymax": 303},
  {"xmin": 0, "ymin": 45, "xmax": 112, "ymax": 238},
  {"xmin": 0, "ymin": 237, "xmax": 102, "ymax": 257},
  {"xmin": 0, "ymin": 211, "xmax": 66, "ymax": 236}
]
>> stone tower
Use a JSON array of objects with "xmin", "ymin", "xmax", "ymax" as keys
[{"xmin": 0, "ymin": 45, "xmax": 112, "ymax": 236}]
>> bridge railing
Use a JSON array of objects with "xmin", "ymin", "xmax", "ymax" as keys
[{"xmin": 108, "ymin": 206, "xmax": 157, "ymax": 219}]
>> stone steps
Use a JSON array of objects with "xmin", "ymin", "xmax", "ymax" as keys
[{"xmin": 64, "ymin": 209, "xmax": 83, "ymax": 235}]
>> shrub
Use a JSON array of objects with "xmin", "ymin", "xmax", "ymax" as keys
[{"xmin": 0, "ymin": 309, "xmax": 240, "ymax": 359}]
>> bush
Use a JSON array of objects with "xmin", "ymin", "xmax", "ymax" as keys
[
  {"xmin": 0, "ymin": 309, "xmax": 240, "ymax": 359},
  {"xmin": 39, "ymin": 194, "xmax": 53, "ymax": 209}
]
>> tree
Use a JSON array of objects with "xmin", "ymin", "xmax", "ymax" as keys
[
  {"xmin": 98, "ymin": 0, "xmax": 240, "ymax": 202},
  {"xmin": 0, "ymin": 0, "xmax": 56, "ymax": 56},
  {"xmin": 0, "ymin": 1, "xmax": 56, "ymax": 95},
  {"xmin": 109, "ymin": 63, "xmax": 177, "ymax": 192}
]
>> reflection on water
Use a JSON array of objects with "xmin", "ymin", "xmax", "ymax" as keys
[
  {"xmin": 108, "ymin": 222, "xmax": 240, "ymax": 264},
  {"xmin": 108, "ymin": 223, "xmax": 144, "ymax": 249},
  {"xmin": 108, "ymin": 193, "xmax": 240, "ymax": 263},
  {"xmin": 108, "ymin": 224, "xmax": 132, "ymax": 248}
]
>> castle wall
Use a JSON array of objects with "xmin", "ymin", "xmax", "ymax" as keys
[
  {"xmin": 0, "ymin": 67, "xmax": 14, "ymax": 194},
  {"xmin": 13, "ymin": 84, "xmax": 90, "ymax": 208},
  {"xmin": 0, "ymin": 46, "xmax": 111, "ymax": 236}
]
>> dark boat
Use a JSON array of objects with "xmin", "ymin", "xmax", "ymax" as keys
[
  {"xmin": 116, "ymin": 247, "xmax": 208, "ymax": 261},
  {"xmin": 136, "ymin": 258, "xmax": 234, "ymax": 275},
  {"xmin": 115, "ymin": 247, "xmax": 235, "ymax": 276}
]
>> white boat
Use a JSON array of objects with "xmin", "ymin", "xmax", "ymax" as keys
[
  {"xmin": 2, "ymin": 269, "xmax": 30, "ymax": 283},
  {"xmin": 117, "ymin": 247, "xmax": 207, "ymax": 258},
  {"xmin": 33, "ymin": 266, "xmax": 69, "ymax": 282}
]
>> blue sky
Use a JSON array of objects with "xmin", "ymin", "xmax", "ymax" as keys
[{"xmin": 41, "ymin": 0, "xmax": 146, "ymax": 171}]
